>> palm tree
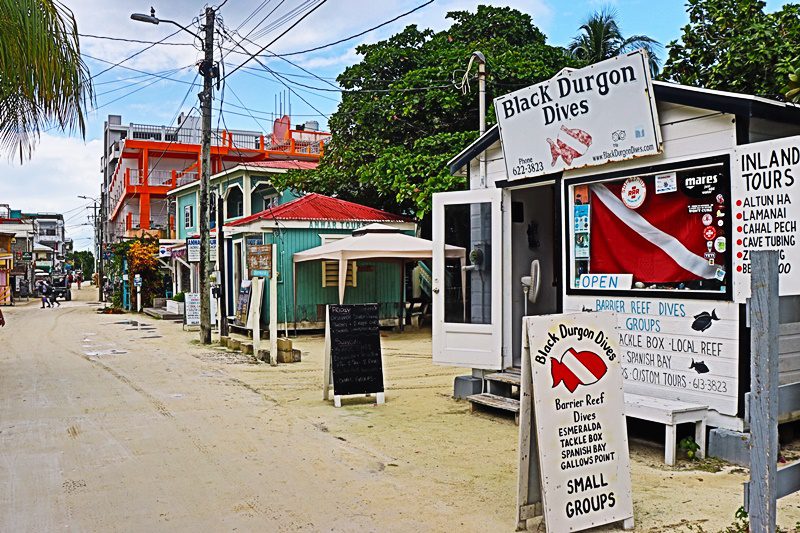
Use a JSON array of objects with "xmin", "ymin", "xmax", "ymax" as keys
[
  {"xmin": 0, "ymin": 0, "xmax": 93, "ymax": 162},
  {"xmin": 568, "ymin": 8, "xmax": 661, "ymax": 75}
]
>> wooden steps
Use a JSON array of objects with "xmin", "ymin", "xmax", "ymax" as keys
[{"xmin": 467, "ymin": 393, "xmax": 520, "ymax": 425}]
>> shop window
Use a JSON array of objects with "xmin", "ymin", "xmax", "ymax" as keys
[
  {"xmin": 184, "ymin": 204, "xmax": 194, "ymax": 228},
  {"xmin": 567, "ymin": 162, "xmax": 730, "ymax": 295}
]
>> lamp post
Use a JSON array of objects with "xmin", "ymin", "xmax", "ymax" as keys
[{"xmin": 131, "ymin": 7, "xmax": 218, "ymax": 344}]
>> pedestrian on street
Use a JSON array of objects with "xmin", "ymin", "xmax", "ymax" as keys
[
  {"xmin": 76, "ymin": 272, "xmax": 82, "ymax": 290},
  {"xmin": 38, "ymin": 280, "xmax": 50, "ymax": 308},
  {"xmin": 0, "ymin": 306, "xmax": 5, "ymax": 327},
  {"xmin": 46, "ymin": 281, "xmax": 59, "ymax": 308}
]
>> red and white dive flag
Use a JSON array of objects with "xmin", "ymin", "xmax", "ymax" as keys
[{"xmin": 589, "ymin": 181, "xmax": 719, "ymax": 284}]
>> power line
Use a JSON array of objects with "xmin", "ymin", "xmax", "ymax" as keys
[
  {"xmin": 87, "ymin": 27, "xmax": 186, "ymax": 81},
  {"xmin": 79, "ymin": 33, "xmax": 196, "ymax": 46},
  {"xmin": 265, "ymin": 0, "xmax": 433, "ymax": 58},
  {"xmin": 95, "ymin": 65, "xmax": 195, "ymax": 97},
  {"xmin": 82, "ymin": 53, "xmax": 196, "ymax": 85},
  {"xmin": 221, "ymin": 0, "xmax": 327, "ymax": 82}
]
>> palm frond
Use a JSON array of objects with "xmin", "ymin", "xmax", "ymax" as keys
[{"xmin": 0, "ymin": 0, "xmax": 93, "ymax": 162}]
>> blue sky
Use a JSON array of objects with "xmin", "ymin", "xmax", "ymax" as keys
[{"xmin": 0, "ymin": 0, "xmax": 792, "ymax": 250}]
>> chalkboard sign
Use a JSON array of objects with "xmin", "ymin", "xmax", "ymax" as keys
[
  {"xmin": 327, "ymin": 303, "xmax": 384, "ymax": 398},
  {"xmin": 234, "ymin": 280, "xmax": 252, "ymax": 327}
]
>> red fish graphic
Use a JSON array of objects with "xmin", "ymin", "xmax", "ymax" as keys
[
  {"xmin": 551, "ymin": 347, "xmax": 608, "ymax": 393},
  {"xmin": 546, "ymin": 125, "xmax": 593, "ymax": 166}
]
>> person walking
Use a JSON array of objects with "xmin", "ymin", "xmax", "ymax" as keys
[
  {"xmin": 38, "ymin": 280, "xmax": 50, "ymax": 308},
  {"xmin": 46, "ymin": 281, "xmax": 59, "ymax": 308},
  {"xmin": 76, "ymin": 272, "xmax": 82, "ymax": 290}
]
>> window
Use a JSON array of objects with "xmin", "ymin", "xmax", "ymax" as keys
[
  {"xmin": 184, "ymin": 204, "xmax": 194, "ymax": 229},
  {"xmin": 226, "ymin": 186, "xmax": 244, "ymax": 218},
  {"xmin": 567, "ymin": 161, "xmax": 730, "ymax": 295},
  {"xmin": 319, "ymin": 235, "xmax": 357, "ymax": 288}
]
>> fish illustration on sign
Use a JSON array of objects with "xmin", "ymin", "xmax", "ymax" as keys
[
  {"xmin": 551, "ymin": 347, "xmax": 608, "ymax": 393},
  {"xmin": 690, "ymin": 359, "xmax": 710, "ymax": 374},
  {"xmin": 691, "ymin": 310, "xmax": 719, "ymax": 332},
  {"xmin": 546, "ymin": 125, "xmax": 593, "ymax": 166}
]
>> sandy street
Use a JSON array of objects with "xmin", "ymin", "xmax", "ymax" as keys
[{"xmin": 2, "ymin": 287, "xmax": 800, "ymax": 532}]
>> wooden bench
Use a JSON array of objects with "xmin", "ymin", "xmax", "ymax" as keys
[{"xmin": 624, "ymin": 393, "xmax": 708, "ymax": 466}]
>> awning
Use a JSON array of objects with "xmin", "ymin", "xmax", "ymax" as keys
[{"xmin": 293, "ymin": 223, "xmax": 465, "ymax": 305}]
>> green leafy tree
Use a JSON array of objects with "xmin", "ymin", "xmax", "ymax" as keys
[
  {"xmin": 66, "ymin": 250, "xmax": 94, "ymax": 277},
  {"xmin": 783, "ymin": 60, "xmax": 800, "ymax": 102},
  {"xmin": 662, "ymin": 0, "xmax": 800, "ymax": 98},
  {"xmin": 568, "ymin": 8, "xmax": 661, "ymax": 74},
  {"xmin": 0, "ymin": 0, "xmax": 93, "ymax": 161},
  {"xmin": 273, "ymin": 6, "xmax": 577, "ymax": 218}
]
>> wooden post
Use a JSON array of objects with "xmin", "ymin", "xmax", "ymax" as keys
[
  {"xmin": 748, "ymin": 250, "xmax": 780, "ymax": 533},
  {"xmin": 323, "ymin": 306, "xmax": 331, "ymax": 400},
  {"xmin": 269, "ymin": 245, "xmax": 278, "ymax": 367}
]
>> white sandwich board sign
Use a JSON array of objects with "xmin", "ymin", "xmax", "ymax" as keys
[
  {"xmin": 495, "ymin": 49, "xmax": 661, "ymax": 180},
  {"xmin": 518, "ymin": 312, "xmax": 633, "ymax": 532},
  {"xmin": 732, "ymin": 135, "xmax": 800, "ymax": 302},
  {"xmin": 184, "ymin": 292, "xmax": 200, "ymax": 326}
]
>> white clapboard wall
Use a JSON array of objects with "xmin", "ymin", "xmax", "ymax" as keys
[{"xmin": 563, "ymin": 297, "xmax": 740, "ymax": 420}]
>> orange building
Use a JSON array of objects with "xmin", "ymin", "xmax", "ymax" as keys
[
  {"xmin": 0, "ymin": 231, "xmax": 14, "ymax": 305},
  {"xmin": 102, "ymin": 114, "xmax": 330, "ymax": 242}
]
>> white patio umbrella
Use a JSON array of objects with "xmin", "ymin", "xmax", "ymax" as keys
[{"xmin": 292, "ymin": 223, "xmax": 466, "ymax": 312}]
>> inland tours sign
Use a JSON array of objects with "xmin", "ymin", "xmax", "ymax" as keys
[
  {"xmin": 733, "ymin": 135, "xmax": 800, "ymax": 302},
  {"xmin": 524, "ymin": 312, "xmax": 633, "ymax": 532},
  {"xmin": 494, "ymin": 49, "xmax": 661, "ymax": 180}
]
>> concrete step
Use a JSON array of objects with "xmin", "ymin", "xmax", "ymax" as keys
[
  {"xmin": 467, "ymin": 393, "xmax": 520, "ymax": 425},
  {"xmin": 143, "ymin": 307, "xmax": 183, "ymax": 321}
]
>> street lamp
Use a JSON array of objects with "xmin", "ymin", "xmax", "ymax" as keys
[
  {"xmin": 130, "ymin": 8, "xmax": 200, "ymax": 39},
  {"xmin": 131, "ymin": 6, "xmax": 217, "ymax": 344}
]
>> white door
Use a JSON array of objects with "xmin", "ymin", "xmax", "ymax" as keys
[{"xmin": 432, "ymin": 188, "xmax": 503, "ymax": 369}]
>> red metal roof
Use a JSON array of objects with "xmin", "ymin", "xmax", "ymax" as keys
[
  {"xmin": 228, "ymin": 193, "xmax": 411, "ymax": 226},
  {"xmin": 241, "ymin": 160, "xmax": 318, "ymax": 170}
]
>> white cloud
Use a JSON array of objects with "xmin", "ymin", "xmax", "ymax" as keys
[{"xmin": 0, "ymin": 133, "xmax": 103, "ymax": 251}]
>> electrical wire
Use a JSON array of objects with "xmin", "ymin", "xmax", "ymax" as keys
[
  {"xmin": 87, "ymin": 27, "xmax": 186, "ymax": 81},
  {"xmin": 78, "ymin": 33, "xmax": 196, "ymax": 46},
  {"xmin": 220, "ymin": 0, "xmax": 327, "ymax": 82},
  {"xmin": 82, "ymin": 54, "xmax": 197, "ymax": 85}
]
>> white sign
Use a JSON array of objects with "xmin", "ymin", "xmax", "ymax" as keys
[
  {"xmin": 563, "ymin": 296, "xmax": 740, "ymax": 420},
  {"xmin": 210, "ymin": 237, "xmax": 217, "ymax": 262},
  {"xmin": 732, "ymin": 135, "xmax": 800, "ymax": 302},
  {"xmin": 578, "ymin": 274, "xmax": 632, "ymax": 290},
  {"xmin": 158, "ymin": 244, "xmax": 170, "ymax": 258},
  {"xmin": 655, "ymin": 172, "xmax": 677, "ymax": 194},
  {"xmin": 185, "ymin": 292, "xmax": 200, "ymax": 326},
  {"xmin": 133, "ymin": 273, "xmax": 142, "ymax": 287},
  {"xmin": 187, "ymin": 238, "xmax": 200, "ymax": 263},
  {"xmin": 495, "ymin": 50, "xmax": 661, "ymax": 180},
  {"xmin": 525, "ymin": 312, "xmax": 633, "ymax": 532}
]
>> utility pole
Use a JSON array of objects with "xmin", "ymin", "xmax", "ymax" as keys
[
  {"xmin": 198, "ymin": 6, "xmax": 216, "ymax": 344},
  {"xmin": 98, "ymin": 190, "xmax": 105, "ymax": 301}
]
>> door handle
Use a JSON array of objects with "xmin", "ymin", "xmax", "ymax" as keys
[{"xmin": 432, "ymin": 287, "xmax": 440, "ymax": 294}]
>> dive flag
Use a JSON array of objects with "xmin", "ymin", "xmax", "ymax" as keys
[{"xmin": 589, "ymin": 179, "xmax": 720, "ymax": 284}]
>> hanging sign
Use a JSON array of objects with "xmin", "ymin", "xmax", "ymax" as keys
[
  {"xmin": 495, "ymin": 50, "xmax": 661, "ymax": 180},
  {"xmin": 185, "ymin": 292, "xmax": 201, "ymax": 326},
  {"xmin": 210, "ymin": 237, "xmax": 217, "ymax": 262},
  {"xmin": 186, "ymin": 238, "xmax": 201, "ymax": 263},
  {"xmin": 523, "ymin": 312, "xmax": 633, "ymax": 532},
  {"xmin": 732, "ymin": 135, "xmax": 800, "ymax": 302}
]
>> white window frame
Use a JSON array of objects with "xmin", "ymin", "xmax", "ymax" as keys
[
  {"xmin": 184, "ymin": 204, "xmax": 194, "ymax": 229},
  {"xmin": 319, "ymin": 234, "xmax": 357, "ymax": 288}
]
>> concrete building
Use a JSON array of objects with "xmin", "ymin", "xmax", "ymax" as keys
[{"xmin": 100, "ymin": 113, "xmax": 330, "ymax": 244}]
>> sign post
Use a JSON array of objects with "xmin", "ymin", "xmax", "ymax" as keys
[
  {"xmin": 269, "ymin": 244, "xmax": 278, "ymax": 367},
  {"xmin": 187, "ymin": 238, "xmax": 201, "ymax": 263},
  {"xmin": 133, "ymin": 273, "xmax": 142, "ymax": 312},
  {"xmin": 747, "ymin": 250, "xmax": 780, "ymax": 532},
  {"xmin": 518, "ymin": 312, "xmax": 633, "ymax": 532}
]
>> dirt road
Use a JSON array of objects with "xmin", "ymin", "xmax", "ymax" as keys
[{"xmin": 2, "ymin": 287, "xmax": 800, "ymax": 532}]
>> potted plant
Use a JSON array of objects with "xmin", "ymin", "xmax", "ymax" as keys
[{"xmin": 167, "ymin": 291, "xmax": 185, "ymax": 314}]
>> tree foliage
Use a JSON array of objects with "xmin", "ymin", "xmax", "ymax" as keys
[
  {"xmin": 0, "ymin": 0, "xmax": 93, "ymax": 162},
  {"xmin": 66, "ymin": 250, "xmax": 94, "ymax": 277},
  {"xmin": 272, "ymin": 6, "xmax": 577, "ymax": 218},
  {"xmin": 568, "ymin": 8, "xmax": 661, "ymax": 74},
  {"xmin": 662, "ymin": 0, "xmax": 800, "ymax": 98}
]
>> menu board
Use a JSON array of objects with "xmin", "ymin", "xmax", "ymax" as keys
[
  {"xmin": 247, "ymin": 244, "xmax": 272, "ymax": 274},
  {"xmin": 184, "ymin": 292, "xmax": 200, "ymax": 326},
  {"xmin": 328, "ymin": 304, "xmax": 384, "ymax": 396},
  {"xmin": 234, "ymin": 280, "xmax": 252, "ymax": 327},
  {"xmin": 524, "ymin": 312, "xmax": 633, "ymax": 532},
  {"xmin": 733, "ymin": 135, "xmax": 800, "ymax": 301}
]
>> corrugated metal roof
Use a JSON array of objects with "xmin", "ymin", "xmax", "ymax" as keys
[{"xmin": 228, "ymin": 193, "xmax": 411, "ymax": 226}]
